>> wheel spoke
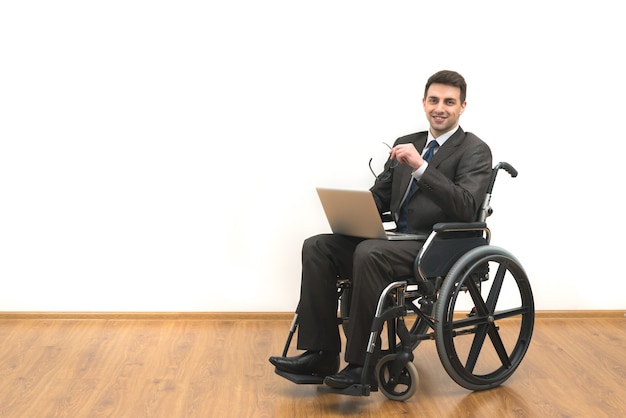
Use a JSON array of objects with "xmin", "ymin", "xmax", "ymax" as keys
[
  {"xmin": 465, "ymin": 276, "xmax": 489, "ymax": 316},
  {"xmin": 465, "ymin": 323, "xmax": 489, "ymax": 372},
  {"xmin": 485, "ymin": 261, "xmax": 507, "ymax": 312},
  {"xmin": 394, "ymin": 370, "xmax": 412, "ymax": 386},
  {"xmin": 487, "ymin": 324, "xmax": 512, "ymax": 368},
  {"xmin": 492, "ymin": 306, "xmax": 530, "ymax": 320}
]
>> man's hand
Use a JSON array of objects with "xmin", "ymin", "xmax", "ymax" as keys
[{"xmin": 389, "ymin": 144, "xmax": 425, "ymax": 170}]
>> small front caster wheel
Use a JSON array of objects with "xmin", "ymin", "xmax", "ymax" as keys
[{"xmin": 375, "ymin": 354, "xmax": 419, "ymax": 401}]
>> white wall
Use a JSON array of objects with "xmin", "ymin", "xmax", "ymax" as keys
[{"xmin": 1, "ymin": 1, "xmax": 624, "ymax": 312}]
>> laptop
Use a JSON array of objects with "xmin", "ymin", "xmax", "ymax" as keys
[{"xmin": 316, "ymin": 187, "xmax": 425, "ymax": 241}]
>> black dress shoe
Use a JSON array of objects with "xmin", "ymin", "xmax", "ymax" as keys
[
  {"xmin": 269, "ymin": 351, "xmax": 340, "ymax": 377},
  {"xmin": 324, "ymin": 364, "xmax": 373, "ymax": 389}
]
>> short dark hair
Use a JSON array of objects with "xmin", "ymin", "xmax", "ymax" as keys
[{"xmin": 424, "ymin": 70, "xmax": 467, "ymax": 103}]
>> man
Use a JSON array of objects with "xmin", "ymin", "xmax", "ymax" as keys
[{"xmin": 270, "ymin": 70, "xmax": 493, "ymax": 389}]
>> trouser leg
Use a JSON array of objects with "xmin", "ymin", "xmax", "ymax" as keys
[
  {"xmin": 344, "ymin": 239, "xmax": 423, "ymax": 365},
  {"xmin": 297, "ymin": 233, "xmax": 363, "ymax": 353}
]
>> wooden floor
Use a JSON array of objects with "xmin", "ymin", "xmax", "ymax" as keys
[{"xmin": 0, "ymin": 314, "xmax": 624, "ymax": 417}]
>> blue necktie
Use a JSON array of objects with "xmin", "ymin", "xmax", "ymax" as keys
[
  {"xmin": 421, "ymin": 140, "xmax": 439, "ymax": 164},
  {"xmin": 396, "ymin": 140, "xmax": 439, "ymax": 232}
]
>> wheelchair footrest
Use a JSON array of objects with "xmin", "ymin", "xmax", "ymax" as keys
[
  {"xmin": 317, "ymin": 383, "xmax": 377, "ymax": 397},
  {"xmin": 274, "ymin": 368, "xmax": 325, "ymax": 384}
]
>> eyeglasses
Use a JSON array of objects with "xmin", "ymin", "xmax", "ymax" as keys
[{"xmin": 369, "ymin": 142, "xmax": 398, "ymax": 180}]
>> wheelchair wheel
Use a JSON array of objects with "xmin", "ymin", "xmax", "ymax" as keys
[
  {"xmin": 375, "ymin": 354, "xmax": 419, "ymax": 401},
  {"xmin": 434, "ymin": 246, "xmax": 534, "ymax": 391}
]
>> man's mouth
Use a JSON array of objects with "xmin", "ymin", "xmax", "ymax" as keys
[{"xmin": 432, "ymin": 114, "xmax": 447, "ymax": 123}]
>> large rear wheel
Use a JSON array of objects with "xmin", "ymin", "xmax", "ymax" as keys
[{"xmin": 434, "ymin": 246, "xmax": 534, "ymax": 391}]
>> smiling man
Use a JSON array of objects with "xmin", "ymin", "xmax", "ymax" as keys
[{"xmin": 270, "ymin": 70, "xmax": 493, "ymax": 390}]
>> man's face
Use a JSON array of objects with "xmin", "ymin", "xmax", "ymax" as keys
[{"xmin": 422, "ymin": 83, "xmax": 466, "ymax": 137}]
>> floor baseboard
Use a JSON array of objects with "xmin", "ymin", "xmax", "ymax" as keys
[{"xmin": 0, "ymin": 310, "xmax": 624, "ymax": 320}]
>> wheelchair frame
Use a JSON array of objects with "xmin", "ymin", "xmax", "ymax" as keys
[{"xmin": 275, "ymin": 162, "xmax": 535, "ymax": 401}]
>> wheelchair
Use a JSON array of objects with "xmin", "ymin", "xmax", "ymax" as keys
[{"xmin": 274, "ymin": 162, "xmax": 534, "ymax": 401}]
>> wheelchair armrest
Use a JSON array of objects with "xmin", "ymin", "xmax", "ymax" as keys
[
  {"xmin": 413, "ymin": 222, "xmax": 491, "ymax": 289},
  {"xmin": 433, "ymin": 222, "xmax": 487, "ymax": 232}
]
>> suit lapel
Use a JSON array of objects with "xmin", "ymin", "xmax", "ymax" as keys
[{"xmin": 428, "ymin": 127, "xmax": 465, "ymax": 167}]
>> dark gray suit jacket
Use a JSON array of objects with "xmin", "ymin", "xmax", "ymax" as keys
[{"xmin": 370, "ymin": 127, "xmax": 492, "ymax": 234}]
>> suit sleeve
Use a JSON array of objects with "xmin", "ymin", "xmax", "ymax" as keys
[
  {"xmin": 369, "ymin": 133, "xmax": 424, "ymax": 216},
  {"xmin": 416, "ymin": 139, "xmax": 492, "ymax": 222}
]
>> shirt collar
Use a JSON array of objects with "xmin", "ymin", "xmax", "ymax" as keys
[{"xmin": 427, "ymin": 125, "xmax": 460, "ymax": 148}]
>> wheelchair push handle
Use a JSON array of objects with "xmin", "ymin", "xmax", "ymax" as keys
[
  {"xmin": 496, "ymin": 162, "xmax": 518, "ymax": 178},
  {"xmin": 486, "ymin": 162, "xmax": 517, "ymax": 195},
  {"xmin": 479, "ymin": 162, "xmax": 518, "ymax": 222}
]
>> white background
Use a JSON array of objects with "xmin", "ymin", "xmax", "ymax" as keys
[{"xmin": 1, "ymin": 1, "xmax": 624, "ymax": 312}]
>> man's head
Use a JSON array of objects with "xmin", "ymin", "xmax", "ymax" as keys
[{"xmin": 423, "ymin": 70, "xmax": 467, "ymax": 137}]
